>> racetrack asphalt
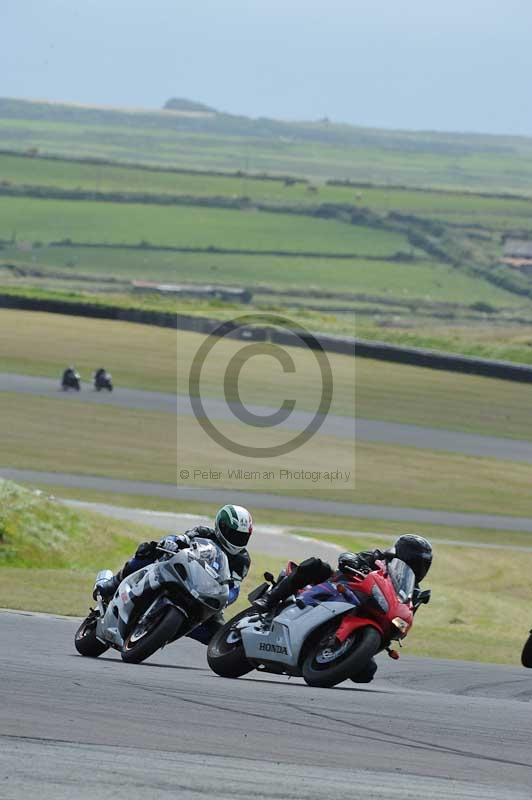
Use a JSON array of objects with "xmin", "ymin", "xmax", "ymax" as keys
[
  {"xmin": 1, "ymin": 610, "xmax": 530, "ymax": 800},
  {"xmin": 3, "ymin": 467, "xmax": 532, "ymax": 532},
  {"xmin": 3, "ymin": 371, "xmax": 532, "ymax": 462}
]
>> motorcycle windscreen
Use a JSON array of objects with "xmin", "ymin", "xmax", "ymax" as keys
[
  {"xmin": 387, "ymin": 558, "xmax": 415, "ymax": 602},
  {"xmin": 187, "ymin": 538, "xmax": 231, "ymax": 595}
]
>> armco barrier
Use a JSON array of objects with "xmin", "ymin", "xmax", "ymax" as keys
[
  {"xmin": 351, "ymin": 337, "xmax": 532, "ymax": 383},
  {"xmin": 3, "ymin": 293, "xmax": 532, "ymax": 383}
]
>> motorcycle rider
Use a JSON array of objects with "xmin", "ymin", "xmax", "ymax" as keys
[
  {"xmin": 253, "ymin": 534, "xmax": 433, "ymax": 683},
  {"xmin": 95, "ymin": 504, "xmax": 253, "ymax": 645},
  {"xmin": 62, "ymin": 365, "xmax": 79, "ymax": 386}
]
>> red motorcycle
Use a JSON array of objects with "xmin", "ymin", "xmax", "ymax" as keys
[
  {"xmin": 208, "ymin": 556, "xmax": 431, "ymax": 688},
  {"xmin": 300, "ymin": 556, "xmax": 431, "ymax": 687}
]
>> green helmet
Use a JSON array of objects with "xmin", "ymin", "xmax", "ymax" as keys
[{"xmin": 214, "ymin": 504, "xmax": 253, "ymax": 555}]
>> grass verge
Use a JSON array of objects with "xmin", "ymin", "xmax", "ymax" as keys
[{"xmin": 0, "ymin": 480, "xmax": 283, "ymax": 616}]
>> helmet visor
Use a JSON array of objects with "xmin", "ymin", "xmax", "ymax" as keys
[
  {"xmin": 409, "ymin": 555, "xmax": 431, "ymax": 582},
  {"xmin": 219, "ymin": 521, "xmax": 251, "ymax": 549}
]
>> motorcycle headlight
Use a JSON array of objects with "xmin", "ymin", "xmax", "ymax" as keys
[
  {"xmin": 370, "ymin": 584, "xmax": 389, "ymax": 613},
  {"xmin": 392, "ymin": 616, "xmax": 410, "ymax": 636}
]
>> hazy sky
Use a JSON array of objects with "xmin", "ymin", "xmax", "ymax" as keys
[{"xmin": 4, "ymin": 0, "xmax": 532, "ymax": 136}]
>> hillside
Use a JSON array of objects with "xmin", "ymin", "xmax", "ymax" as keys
[{"xmin": 3, "ymin": 96, "xmax": 532, "ymax": 192}]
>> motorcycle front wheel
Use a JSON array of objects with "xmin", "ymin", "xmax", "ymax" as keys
[
  {"xmin": 302, "ymin": 624, "xmax": 381, "ymax": 688},
  {"xmin": 75, "ymin": 612, "xmax": 109, "ymax": 657},
  {"xmin": 207, "ymin": 608, "xmax": 254, "ymax": 678},
  {"xmin": 121, "ymin": 605, "xmax": 184, "ymax": 664},
  {"xmin": 521, "ymin": 631, "xmax": 532, "ymax": 667}
]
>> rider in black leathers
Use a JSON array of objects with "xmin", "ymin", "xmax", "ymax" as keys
[
  {"xmin": 253, "ymin": 534, "xmax": 433, "ymax": 683},
  {"xmin": 95, "ymin": 505, "xmax": 253, "ymax": 645}
]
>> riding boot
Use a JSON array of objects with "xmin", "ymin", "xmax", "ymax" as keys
[
  {"xmin": 351, "ymin": 657, "xmax": 378, "ymax": 683},
  {"xmin": 253, "ymin": 557, "xmax": 332, "ymax": 611},
  {"xmin": 93, "ymin": 573, "xmax": 121, "ymax": 601},
  {"xmin": 253, "ymin": 573, "xmax": 298, "ymax": 610}
]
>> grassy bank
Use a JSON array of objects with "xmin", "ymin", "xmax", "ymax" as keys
[{"xmin": 0, "ymin": 479, "xmax": 283, "ymax": 616}]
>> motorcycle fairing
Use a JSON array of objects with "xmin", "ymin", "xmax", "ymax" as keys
[
  {"xmin": 240, "ymin": 600, "xmax": 356, "ymax": 667},
  {"xmin": 297, "ymin": 579, "xmax": 361, "ymax": 608},
  {"xmin": 333, "ymin": 559, "xmax": 415, "ymax": 644},
  {"xmin": 96, "ymin": 539, "xmax": 230, "ymax": 648}
]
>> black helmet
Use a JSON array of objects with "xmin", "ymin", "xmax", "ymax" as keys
[{"xmin": 393, "ymin": 535, "xmax": 432, "ymax": 582}]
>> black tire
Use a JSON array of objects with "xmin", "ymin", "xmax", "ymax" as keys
[
  {"xmin": 121, "ymin": 605, "xmax": 184, "ymax": 664},
  {"xmin": 302, "ymin": 624, "xmax": 381, "ymax": 688},
  {"xmin": 521, "ymin": 632, "xmax": 532, "ymax": 668},
  {"xmin": 207, "ymin": 608, "xmax": 254, "ymax": 678},
  {"xmin": 74, "ymin": 614, "xmax": 109, "ymax": 657}
]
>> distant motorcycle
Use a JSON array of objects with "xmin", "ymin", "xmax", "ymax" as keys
[
  {"xmin": 208, "ymin": 556, "xmax": 431, "ymax": 688},
  {"xmin": 61, "ymin": 369, "xmax": 81, "ymax": 391},
  {"xmin": 75, "ymin": 538, "xmax": 231, "ymax": 664},
  {"xmin": 94, "ymin": 369, "xmax": 113, "ymax": 392},
  {"xmin": 521, "ymin": 630, "xmax": 532, "ymax": 667}
]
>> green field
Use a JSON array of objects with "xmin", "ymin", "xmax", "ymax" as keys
[
  {"xmin": 2, "ymin": 151, "xmax": 532, "ymax": 231},
  {"xmin": 1, "ymin": 245, "xmax": 523, "ymax": 307},
  {"xmin": 0, "ymin": 196, "xmax": 411, "ymax": 256},
  {"xmin": 3, "ymin": 138, "xmax": 532, "ymax": 328}
]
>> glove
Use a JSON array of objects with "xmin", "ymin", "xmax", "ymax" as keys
[
  {"xmin": 157, "ymin": 534, "xmax": 190, "ymax": 553},
  {"xmin": 227, "ymin": 585, "xmax": 240, "ymax": 605},
  {"xmin": 187, "ymin": 526, "xmax": 212, "ymax": 537},
  {"xmin": 338, "ymin": 551, "xmax": 373, "ymax": 575},
  {"xmin": 135, "ymin": 541, "xmax": 158, "ymax": 559}
]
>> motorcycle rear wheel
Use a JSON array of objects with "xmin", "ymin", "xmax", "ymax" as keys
[
  {"xmin": 302, "ymin": 624, "xmax": 381, "ymax": 688},
  {"xmin": 75, "ymin": 613, "xmax": 109, "ymax": 657},
  {"xmin": 121, "ymin": 605, "xmax": 184, "ymax": 664},
  {"xmin": 521, "ymin": 631, "xmax": 532, "ymax": 668},
  {"xmin": 207, "ymin": 608, "xmax": 254, "ymax": 678}
]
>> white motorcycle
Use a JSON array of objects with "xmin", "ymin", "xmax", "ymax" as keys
[{"xmin": 74, "ymin": 538, "xmax": 231, "ymax": 664}]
